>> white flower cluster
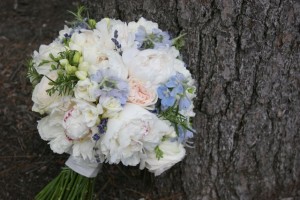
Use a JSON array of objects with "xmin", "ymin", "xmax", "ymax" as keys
[{"xmin": 29, "ymin": 17, "xmax": 196, "ymax": 176}]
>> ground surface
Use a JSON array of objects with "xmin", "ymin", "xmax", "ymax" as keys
[{"xmin": 0, "ymin": 0, "xmax": 161, "ymax": 199}]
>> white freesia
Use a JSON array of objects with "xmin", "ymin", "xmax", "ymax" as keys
[
  {"xmin": 140, "ymin": 140, "xmax": 186, "ymax": 176},
  {"xmin": 122, "ymin": 48, "xmax": 176, "ymax": 85},
  {"xmin": 32, "ymin": 40, "xmax": 65, "ymax": 75},
  {"xmin": 100, "ymin": 104, "xmax": 174, "ymax": 166},
  {"xmin": 128, "ymin": 17, "xmax": 158, "ymax": 34},
  {"xmin": 32, "ymin": 70, "xmax": 62, "ymax": 114},
  {"xmin": 74, "ymin": 78, "xmax": 98, "ymax": 102},
  {"xmin": 98, "ymin": 97, "xmax": 123, "ymax": 118},
  {"xmin": 63, "ymin": 99, "xmax": 100, "ymax": 140},
  {"xmin": 83, "ymin": 48, "xmax": 128, "ymax": 79}
]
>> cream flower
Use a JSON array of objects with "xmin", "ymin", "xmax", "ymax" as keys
[
  {"xmin": 140, "ymin": 140, "xmax": 186, "ymax": 176},
  {"xmin": 122, "ymin": 48, "xmax": 176, "ymax": 85},
  {"xmin": 32, "ymin": 70, "xmax": 62, "ymax": 114},
  {"xmin": 128, "ymin": 77, "xmax": 157, "ymax": 108},
  {"xmin": 100, "ymin": 104, "xmax": 174, "ymax": 166}
]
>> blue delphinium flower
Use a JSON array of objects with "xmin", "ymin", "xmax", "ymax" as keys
[
  {"xmin": 178, "ymin": 125, "xmax": 194, "ymax": 142},
  {"xmin": 157, "ymin": 72, "xmax": 195, "ymax": 112},
  {"xmin": 91, "ymin": 70, "xmax": 129, "ymax": 105},
  {"xmin": 157, "ymin": 85, "xmax": 176, "ymax": 108},
  {"xmin": 135, "ymin": 26, "xmax": 172, "ymax": 49},
  {"xmin": 152, "ymin": 29, "xmax": 172, "ymax": 49}
]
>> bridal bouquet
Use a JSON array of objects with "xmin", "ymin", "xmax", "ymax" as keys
[{"xmin": 28, "ymin": 7, "xmax": 196, "ymax": 199}]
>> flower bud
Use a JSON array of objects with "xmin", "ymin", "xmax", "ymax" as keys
[
  {"xmin": 75, "ymin": 70, "xmax": 88, "ymax": 80},
  {"xmin": 72, "ymin": 51, "xmax": 81, "ymax": 66},
  {"xmin": 59, "ymin": 58, "xmax": 69, "ymax": 66},
  {"xmin": 65, "ymin": 64, "xmax": 77, "ymax": 74},
  {"xmin": 88, "ymin": 19, "xmax": 96, "ymax": 29}
]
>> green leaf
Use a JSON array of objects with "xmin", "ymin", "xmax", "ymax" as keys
[
  {"xmin": 155, "ymin": 146, "xmax": 164, "ymax": 160},
  {"xmin": 172, "ymin": 33, "xmax": 186, "ymax": 50}
]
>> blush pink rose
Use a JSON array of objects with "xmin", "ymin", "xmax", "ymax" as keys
[{"xmin": 128, "ymin": 78, "xmax": 157, "ymax": 108}]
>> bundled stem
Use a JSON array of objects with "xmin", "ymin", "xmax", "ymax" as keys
[{"xmin": 35, "ymin": 167, "xmax": 95, "ymax": 200}]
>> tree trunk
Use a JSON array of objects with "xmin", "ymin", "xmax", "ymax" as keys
[{"xmin": 85, "ymin": 0, "xmax": 300, "ymax": 199}]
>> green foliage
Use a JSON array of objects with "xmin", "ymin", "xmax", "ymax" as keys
[
  {"xmin": 67, "ymin": 6, "xmax": 96, "ymax": 29},
  {"xmin": 172, "ymin": 33, "xmax": 186, "ymax": 50},
  {"xmin": 46, "ymin": 71, "xmax": 78, "ymax": 96},
  {"xmin": 159, "ymin": 105, "xmax": 195, "ymax": 136},
  {"xmin": 26, "ymin": 59, "xmax": 42, "ymax": 87},
  {"xmin": 155, "ymin": 146, "xmax": 164, "ymax": 160}
]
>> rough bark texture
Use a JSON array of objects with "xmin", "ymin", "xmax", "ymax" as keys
[{"xmin": 85, "ymin": 0, "xmax": 300, "ymax": 199}]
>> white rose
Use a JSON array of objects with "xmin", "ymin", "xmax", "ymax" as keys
[
  {"xmin": 63, "ymin": 99, "xmax": 100, "ymax": 140},
  {"xmin": 140, "ymin": 140, "xmax": 186, "ymax": 176},
  {"xmin": 83, "ymin": 48, "xmax": 128, "ymax": 79},
  {"xmin": 74, "ymin": 78, "xmax": 98, "ymax": 102},
  {"xmin": 128, "ymin": 17, "xmax": 158, "ymax": 34},
  {"xmin": 32, "ymin": 70, "xmax": 62, "ymax": 114},
  {"xmin": 33, "ymin": 40, "xmax": 65, "ymax": 75},
  {"xmin": 173, "ymin": 59, "xmax": 195, "ymax": 86},
  {"xmin": 98, "ymin": 97, "xmax": 123, "ymax": 118},
  {"xmin": 122, "ymin": 48, "xmax": 176, "ymax": 85},
  {"xmin": 100, "ymin": 104, "xmax": 174, "ymax": 166}
]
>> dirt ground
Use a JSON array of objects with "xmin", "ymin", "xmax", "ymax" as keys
[{"xmin": 0, "ymin": 0, "xmax": 160, "ymax": 199}]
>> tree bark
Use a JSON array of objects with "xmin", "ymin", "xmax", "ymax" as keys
[{"xmin": 85, "ymin": 0, "xmax": 300, "ymax": 199}]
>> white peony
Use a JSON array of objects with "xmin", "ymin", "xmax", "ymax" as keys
[
  {"xmin": 83, "ymin": 48, "xmax": 128, "ymax": 79},
  {"xmin": 37, "ymin": 100, "xmax": 102, "ymax": 160},
  {"xmin": 100, "ymin": 104, "xmax": 174, "ymax": 166},
  {"xmin": 32, "ymin": 40, "xmax": 65, "ymax": 75},
  {"xmin": 63, "ymin": 99, "xmax": 100, "ymax": 140},
  {"xmin": 37, "ymin": 110, "xmax": 72, "ymax": 154},
  {"xmin": 122, "ymin": 48, "xmax": 176, "ymax": 86},
  {"xmin": 32, "ymin": 70, "xmax": 62, "ymax": 114},
  {"xmin": 140, "ymin": 140, "xmax": 186, "ymax": 176},
  {"xmin": 128, "ymin": 17, "xmax": 158, "ymax": 34},
  {"xmin": 74, "ymin": 78, "xmax": 98, "ymax": 102}
]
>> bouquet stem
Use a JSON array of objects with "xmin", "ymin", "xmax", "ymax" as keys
[{"xmin": 35, "ymin": 167, "xmax": 95, "ymax": 200}]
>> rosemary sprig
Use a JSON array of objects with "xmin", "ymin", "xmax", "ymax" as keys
[
  {"xmin": 67, "ymin": 6, "xmax": 96, "ymax": 29},
  {"xmin": 26, "ymin": 59, "xmax": 42, "ymax": 87},
  {"xmin": 46, "ymin": 72, "xmax": 78, "ymax": 96},
  {"xmin": 159, "ymin": 105, "xmax": 195, "ymax": 135}
]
